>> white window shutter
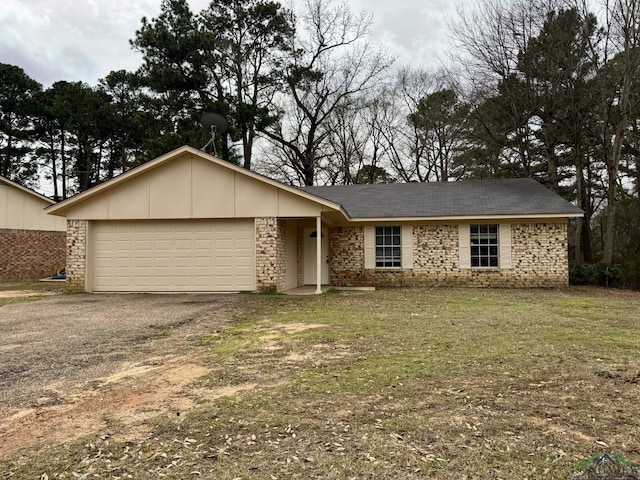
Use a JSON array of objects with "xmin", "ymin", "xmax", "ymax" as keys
[
  {"xmin": 402, "ymin": 225, "xmax": 413, "ymax": 269},
  {"xmin": 499, "ymin": 224, "xmax": 512, "ymax": 269},
  {"xmin": 364, "ymin": 226, "xmax": 375, "ymax": 269},
  {"xmin": 459, "ymin": 224, "xmax": 471, "ymax": 269}
]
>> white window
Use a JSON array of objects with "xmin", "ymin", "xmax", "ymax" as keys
[
  {"xmin": 375, "ymin": 226, "xmax": 401, "ymax": 267},
  {"xmin": 470, "ymin": 224, "xmax": 499, "ymax": 267}
]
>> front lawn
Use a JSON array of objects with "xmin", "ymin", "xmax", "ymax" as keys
[{"xmin": 3, "ymin": 287, "xmax": 640, "ymax": 479}]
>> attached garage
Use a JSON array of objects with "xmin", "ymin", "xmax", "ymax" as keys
[
  {"xmin": 46, "ymin": 146, "xmax": 342, "ymax": 293},
  {"xmin": 91, "ymin": 219, "xmax": 255, "ymax": 292}
]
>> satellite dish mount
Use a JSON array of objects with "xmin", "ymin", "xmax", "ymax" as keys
[{"xmin": 199, "ymin": 112, "xmax": 228, "ymax": 156}]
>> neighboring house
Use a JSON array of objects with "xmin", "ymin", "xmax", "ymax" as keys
[
  {"xmin": 46, "ymin": 146, "xmax": 583, "ymax": 293},
  {"xmin": 0, "ymin": 176, "xmax": 67, "ymax": 281}
]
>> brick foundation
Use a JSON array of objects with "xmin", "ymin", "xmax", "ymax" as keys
[
  {"xmin": 66, "ymin": 220, "xmax": 87, "ymax": 292},
  {"xmin": 0, "ymin": 228, "xmax": 66, "ymax": 281},
  {"xmin": 255, "ymin": 217, "xmax": 287, "ymax": 292},
  {"xmin": 329, "ymin": 222, "xmax": 569, "ymax": 288}
]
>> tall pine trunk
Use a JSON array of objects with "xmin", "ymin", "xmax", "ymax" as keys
[{"xmin": 603, "ymin": 65, "xmax": 631, "ymax": 265}]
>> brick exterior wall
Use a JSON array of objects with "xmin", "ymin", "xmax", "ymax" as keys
[
  {"xmin": 329, "ymin": 226, "xmax": 365, "ymax": 286},
  {"xmin": 510, "ymin": 223, "xmax": 568, "ymax": 286},
  {"xmin": 329, "ymin": 222, "xmax": 569, "ymax": 288},
  {"xmin": 66, "ymin": 219, "xmax": 87, "ymax": 292},
  {"xmin": 255, "ymin": 217, "xmax": 287, "ymax": 292},
  {"xmin": 0, "ymin": 228, "xmax": 66, "ymax": 281}
]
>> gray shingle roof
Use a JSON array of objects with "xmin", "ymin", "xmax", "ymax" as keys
[{"xmin": 301, "ymin": 178, "xmax": 583, "ymax": 218}]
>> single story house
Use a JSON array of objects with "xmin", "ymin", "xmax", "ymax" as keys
[
  {"xmin": 0, "ymin": 176, "xmax": 67, "ymax": 280},
  {"xmin": 46, "ymin": 146, "xmax": 583, "ymax": 293}
]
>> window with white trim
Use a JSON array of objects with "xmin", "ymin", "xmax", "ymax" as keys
[
  {"xmin": 470, "ymin": 224, "xmax": 499, "ymax": 267},
  {"xmin": 375, "ymin": 226, "xmax": 401, "ymax": 267}
]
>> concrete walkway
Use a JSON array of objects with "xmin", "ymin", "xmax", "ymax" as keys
[{"xmin": 284, "ymin": 286, "xmax": 375, "ymax": 296}]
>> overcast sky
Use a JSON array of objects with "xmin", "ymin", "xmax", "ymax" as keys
[{"xmin": 0, "ymin": 0, "xmax": 472, "ymax": 87}]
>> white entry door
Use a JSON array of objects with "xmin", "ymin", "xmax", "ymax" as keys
[{"xmin": 303, "ymin": 228, "xmax": 329, "ymax": 285}]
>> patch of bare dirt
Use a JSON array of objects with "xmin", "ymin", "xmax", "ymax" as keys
[
  {"xmin": 0, "ymin": 355, "xmax": 259, "ymax": 458},
  {"xmin": 269, "ymin": 322, "xmax": 328, "ymax": 334},
  {"xmin": 526, "ymin": 416, "xmax": 596, "ymax": 444},
  {"xmin": 0, "ymin": 315, "xmax": 334, "ymax": 459},
  {"xmin": 0, "ymin": 290, "xmax": 58, "ymax": 298}
]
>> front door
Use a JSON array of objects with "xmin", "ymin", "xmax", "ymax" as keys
[{"xmin": 304, "ymin": 228, "xmax": 329, "ymax": 285}]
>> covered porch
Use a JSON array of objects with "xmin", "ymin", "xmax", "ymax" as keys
[{"xmin": 256, "ymin": 215, "xmax": 332, "ymax": 295}]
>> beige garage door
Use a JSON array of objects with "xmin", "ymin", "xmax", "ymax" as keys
[{"xmin": 91, "ymin": 219, "xmax": 255, "ymax": 292}]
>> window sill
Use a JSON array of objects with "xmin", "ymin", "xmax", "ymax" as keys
[{"xmin": 470, "ymin": 267, "xmax": 501, "ymax": 272}]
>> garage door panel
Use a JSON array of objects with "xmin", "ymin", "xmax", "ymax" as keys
[
  {"xmin": 154, "ymin": 257, "xmax": 172, "ymax": 268},
  {"xmin": 114, "ymin": 258, "xmax": 133, "ymax": 268},
  {"xmin": 194, "ymin": 239, "xmax": 213, "ymax": 249},
  {"xmin": 154, "ymin": 239, "xmax": 172, "ymax": 249},
  {"xmin": 173, "ymin": 256, "xmax": 191, "ymax": 268},
  {"xmin": 134, "ymin": 239, "xmax": 153, "ymax": 249},
  {"xmin": 114, "ymin": 239, "xmax": 133, "ymax": 249},
  {"xmin": 235, "ymin": 238, "xmax": 253, "ymax": 248},
  {"xmin": 133, "ymin": 258, "xmax": 152, "ymax": 268},
  {"xmin": 92, "ymin": 220, "xmax": 255, "ymax": 292},
  {"xmin": 215, "ymin": 238, "xmax": 234, "ymax": 249}
]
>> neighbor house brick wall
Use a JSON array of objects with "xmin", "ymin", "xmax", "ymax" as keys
[
  {"xmin": 66, "ymin": 219, "xmax": 87, "ymax": 292},
  {"xmin": 0, "ymin": 228, "xmax": 66, "ymax": 281},
  {"xmin": 329, "ymin": 222, "xmax": 569, "ymax": 288},
  {"xmin": 255, "ymin": 217, "xmax": 287, "ymax": 292}
]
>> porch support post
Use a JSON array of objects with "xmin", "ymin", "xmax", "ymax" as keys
[{"xmin": 316, "ymin": 216, "xmax": 322, "ymax": 294}]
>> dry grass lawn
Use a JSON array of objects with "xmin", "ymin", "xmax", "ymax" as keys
[{"xmin": 2, "ymin": 286, "xmax": 640, "ymax": 479}]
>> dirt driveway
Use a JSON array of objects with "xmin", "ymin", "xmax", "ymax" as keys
[{"xmin": 0, "ymin": 292, "xmax": 242, "ymax": 458}]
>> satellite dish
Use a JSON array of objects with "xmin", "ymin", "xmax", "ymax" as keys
[
  {"xmin": 200, "ymin": 112, "xmax": 228, "ymax": 134},
  {"xmin": 199, "ymin": 112, "xmax": 228, "ymax": 155}
]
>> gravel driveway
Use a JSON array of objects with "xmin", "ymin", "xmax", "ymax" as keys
[{"xmin": 0, "ymin": 293, "xmax": 241, "ymax": 414}]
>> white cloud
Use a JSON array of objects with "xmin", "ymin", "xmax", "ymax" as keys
[
  {"xmin": 0, "ymin": 0, "xmax": 471, "ymax": 87},
  {"xmin": 348, "ymin": 0, "xmax": 470, "ymax": 71},
  {"xmin": 0, "ymin": 0, "xmax": 164, "ymax": 85}
]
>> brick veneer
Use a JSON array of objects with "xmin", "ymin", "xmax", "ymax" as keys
[
  {"xmin": 329, "ymin": 226, "xmax": 365, "ymax": 286},
  {"xmin": 255, "ymin": 217, "xmax": 287, "ymax": 292},
  {"xmin": 329, "ymin": 222, "xmax": 569, "ymax": 288},
  {"xmin": 0, "ymin": 228, "xmax": 66, "ymax": 281},
  {"xmin": 66, "ymin": 219, "xmax": 87, "ymax": 292}
]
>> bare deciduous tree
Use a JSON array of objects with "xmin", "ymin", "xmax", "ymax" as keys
[{"xmin": 260, "ymin": 0, "xmax": 393, "ymax": 186}]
